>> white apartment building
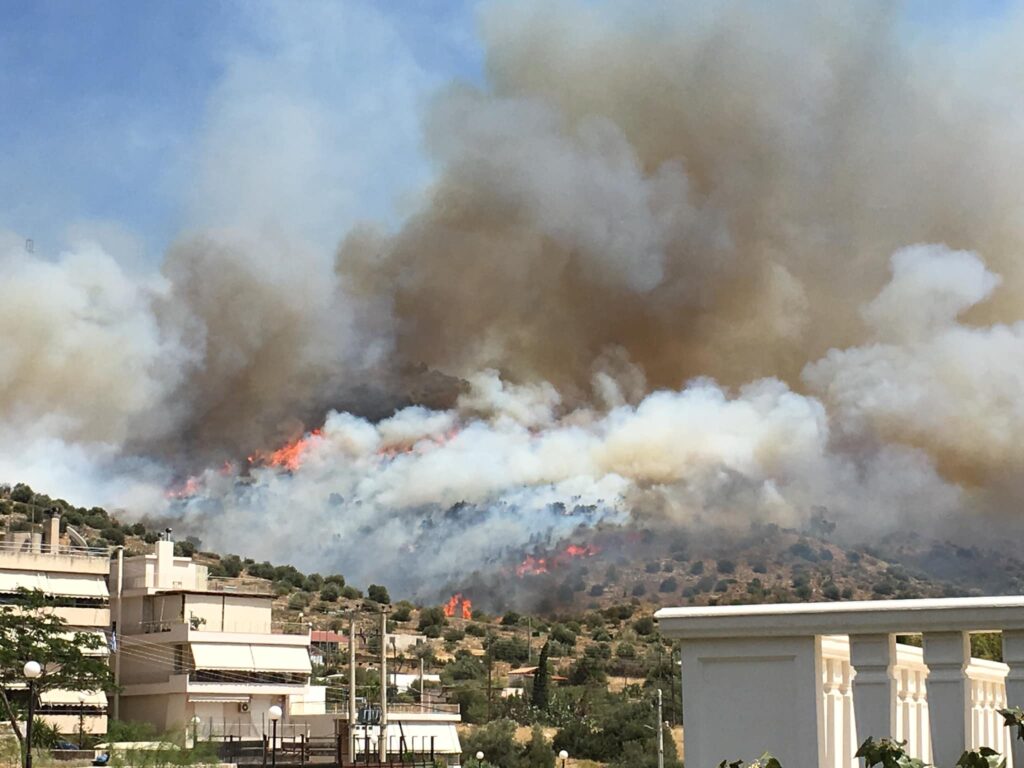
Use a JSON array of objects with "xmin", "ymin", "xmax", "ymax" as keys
[
  {"xmin": 110, "ymin": 539, "xmax": 325, "ymax": 738},
  {"xmin": 0, "ymin": 510, "xmax": 110, "ymax": 737}
]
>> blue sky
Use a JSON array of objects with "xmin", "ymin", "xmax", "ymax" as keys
[
  {"xmin": 0, "ymin": 0, "xmax": 1014, "ymax": 263},
  {"xmin": 0, "ymin": 0, "xmax": 483, "ymax": 260}
]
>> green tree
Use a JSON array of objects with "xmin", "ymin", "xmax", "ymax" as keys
[
  {"xmin": 367, "ymin": 584, "xmax": 391, "ymax": 604},
  {"xmin": 531, "ymin": 642, "xmax": 550, "ymax": 711},
  {"xmin": 523, "ymin": 724, "xmax": 555, "ymax": 768},
  {"xmin": 0, "ymin": 590, "xmax": 113, "ymax": 746},
  {"xmin": 462, "ymin": 718, "xmax": 520, "ymax": 766}
]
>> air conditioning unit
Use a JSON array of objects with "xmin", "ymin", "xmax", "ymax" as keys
[{"xmin": 238, "ymin": 702, "xmax": 250, "ymax": 713}]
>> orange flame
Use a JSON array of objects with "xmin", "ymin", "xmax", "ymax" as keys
[
  {"xmin": 166, "ymin": 475, "xmax": 201, "ymax": 499},
  {"xmin": 515, "ymin": 555, "xmax": 549, "ymax": 577},
  {"xmin": 443, "ymin": 593, "xmax": 472, "ymax": 619},
  {"xmin": 378, "ymin": 428, "xmax": 461, "ymax": 460},
  {"xmin": 249, "ymin": 428, "xmax": 323, "ymax": 471},
  {"xmin": 515, "ymin": 543, "xmax": 600, "ymax": 578}
]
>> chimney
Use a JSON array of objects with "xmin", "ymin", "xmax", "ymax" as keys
[
  {"xmin": 156, "ymin": 539, "xmax": 175, "ymax": 589},
  {"xmin": 44, "ymin": 508, "xmax": 61, "ymax": 553}
]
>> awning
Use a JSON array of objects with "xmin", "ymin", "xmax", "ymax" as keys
[
  {"xmin": 0, "ymin": 572, "xmax": 108, "ymax": 599},
  {"xmin": 40, "ymin": 689, "xmax": 107, "ymax": 706},
  {"xmin": 188, "ymin": 695, "xmax": 251, "ymax": 703},
  {"xmin": 191, "ymin": 643, "xmax": 311, "ymax": 673},
  {"xmin": 45, "ymin": 575, "xmax": 108, "ymax": 599},
  {"xmin": 251, "ymin": 645, "xmax": 311, "ymax": 673},
  {"xmin": 191, "ymin": 643, "xmax": 255, "ymax": 671},
  {"xmin": 0, "ymin": 572, "xmax": 46, "ymax": 592},
  {"xmin": 59, "ymin": 630, "xmax": 110, "ymax": 657},
  {"xmin": 382, "ymin": 724, "xmax": 460, "ymax": 755}
]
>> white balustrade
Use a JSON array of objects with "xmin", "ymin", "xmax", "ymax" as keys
[{"xmin": 656, "ymin": 597, "xmax": 1022, "ymax": 768}]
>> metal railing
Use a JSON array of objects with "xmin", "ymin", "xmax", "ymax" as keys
[
  {"xmin": 128, "ymin": 619, "xmax": 310, "ymax": 635},
  {"xmin": 0, "ymin": 539, "xmax": 110, "ymax": 559},
  {"xmin": 310, "ymin": 702, "xmax": 460, "ymax": 716},
  {"xmin": 208, "ymin": 578, "xmax": 275, "ymax": 595}
]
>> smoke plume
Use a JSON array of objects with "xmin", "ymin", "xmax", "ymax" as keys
[{"xmin": 4, "ymin": 1, "xmax": 1024, "ymax": 595}]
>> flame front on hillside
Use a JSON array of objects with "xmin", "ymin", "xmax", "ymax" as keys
[{"xmin": 443, "ymin": 593, "xmax": 473, "ymax": 619}]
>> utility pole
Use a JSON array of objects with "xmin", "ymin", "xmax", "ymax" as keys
[
  {"xmin": 657, "ymin": 688, "xmax": 664, "ymax": 768},
  {"xmin": 112, "ymin": 546, "xmax": 124, "ymax": 721},
  {"xmin": 348, "ymin": 613, "xmax": 357, "ymax": 762},
  {"xmin": 419, "ymin": 656, "xmax": 425, "ymax": 709},
  {"xmin": 378, "ymin": 607, "xmax": 388, "ymax": 763}
]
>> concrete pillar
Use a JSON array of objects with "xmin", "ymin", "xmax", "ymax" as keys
[
  {"xmin": 1002, "ymin": 630, "xmax": 1024, "ymax": 768},
  {"xmin": 44, "ymin": 509, "xmax": 60, "ymax": 553},
  {"xmin": 850, "ymin": 634, "xmax": 897, "ymax": 744},
  {"xmin": 680, "ymin": 636, "xmax": 824, "ymax": 767},
  {"xmin": 923, "ymin": 631, "xmax": 970, "ymax": 766},
  {"xmin": 156, "ymin": 539, "xmax": 174, "ymax": 588}
]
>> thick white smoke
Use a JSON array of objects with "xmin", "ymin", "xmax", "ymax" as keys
[{"xmin": 4, "ymin": 1, "xmax": 1024, "ymax": 593}]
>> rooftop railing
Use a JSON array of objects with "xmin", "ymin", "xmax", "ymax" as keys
[
  {"xmin": 656, "ymin": 596, "xmax": 1024, "ymax": 768},
  {"xmin": 207, "ymin": 578, "xmax": 274, "ymax": 595},
  {"xmin": 0, "ymin": 539, "xmax": 110, "ymax": 559}
]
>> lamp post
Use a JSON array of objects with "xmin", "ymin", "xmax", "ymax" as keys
[
  {"xmin": 474, "ymin": 751, "xmax": 484, "ymax": 767},
  {"xmin": 78, "ymin": 692, "xmax": 87, "ymax": 748},
  {"xmin": 268, "ymin": 705, "xmax": 282, "ymax": 768},
  {"xmin": 190, "ymin": 715, "xmax": 200, "ymax": 749},
  {"xmin": 23, "ymin": 661, "xmax": 41, "ymax": 768},
  {"xmin": 559, "ymin": 749, "xmax": 569, "ymax": 768}
]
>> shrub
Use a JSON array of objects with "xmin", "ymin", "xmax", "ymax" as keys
[
  {"xmin": 717, "ymin": 559, "xmax": 736, "ymax": 574},
  {"xmin": 659, "ymin": 578, "xmax": 678, "ymax": 593},
  {"xmin": 392, "ymin": 602, "xmax": 413, "ymax": 622},
  {"xmin": 689, "ymin": 561, "xmax": 705, "ymax": 575},
  {"xmin": 645, "ymin": 562, "xmax": 661, "ymax": 574},
  {"xmin": 320, "ymin": 583, "xmax": 341, "ymax": 602},
  {"xmin": 633, "ymin": 616, "xmax": 656, "ymax": 636},
  {"xmin": 367, "ymin": 584, "xmax": 391, "ymax": 604}
]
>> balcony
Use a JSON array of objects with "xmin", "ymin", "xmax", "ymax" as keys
[
  {"xmin": 207, "ymin": 577, "xmax": 274, "ymax": 595},
  {"xmin": 128, "ymin": 620, "xmax": 310, "ymax": 636},
  {"xmin": 655, "ymin": 596, "xmax": 1024, "ymax": 768},
  {"xmin": 0, "ymin": 539, "xmax": 110, "ymax": 574}
]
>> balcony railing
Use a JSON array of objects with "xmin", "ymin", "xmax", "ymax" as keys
[
  {"xmin": 656, "ymin": 596, "xmax": 1024, "ymax": 768},
  {"xmin": 207, "ymin": 578, "xmax": 274, "ymax": 595},
  {"xmin": 129, "ymin": 619, "xmax": 310, "ymax": 635},
  {"xmin": 0, "ymin": 539, "xmax": 110, "ymax": 559},
  {"xmin": 300, "ymin": 702, "xmax": 461, "ymax": 716}
]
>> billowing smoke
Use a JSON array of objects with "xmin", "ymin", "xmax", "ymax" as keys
[{"xmin": 4, "ymin": 1, "xmax": 1024, "ymax": 595}]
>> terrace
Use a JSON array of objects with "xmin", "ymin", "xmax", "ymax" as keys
[{"xmin": 655, "ymin": 596, "xmax": 1024, "ymax": 767}]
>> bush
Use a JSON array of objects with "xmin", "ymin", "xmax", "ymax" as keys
[
  {"xmin": 632, "ymin": 583, "xmax": 647, "ymax": 597},
  {"xmin": 716, "ymin": 559, "xmax": 736, "ymax": 574},
  {"xmin": 288, "ymin": 593, "xmax": 309, "ymax": 610},
  {"xmin": 689, "ymin": 561, "xmax": 705, "ymax": 575},
  {"xmin": 367, "ymin": 584, "xmax": 390, "ymax": 604},
  {"xmin": 645, "ymin": 561, "xmax": 661, "ymax": 574},
  {"xmin": 659, "ymin": 578, "xmax": 678, "ymax": 593},
  {"xmin": 423, "ymin": 624, "xmax": 442, "ymax": 639},
  {"xmin": 549, "ymin": 624, "xmax": 577, "ymax": 646},
  {"xmin": 465, "ymin": 622, "xmax": 488, "ymax": 636},
  {"xmin": 320, "ymin": 583, "xmax": 341, "ymax": 602},
  {"xmin": 419, "ymin": 606, "xmax": 448, "ymax": 632},
  {"xmin": 443, "ymin": 628, "xmax": 466, "ymax": 642},
  {"xmin": 633, "ymin": 616, "xmax": 655, "ymax": 636},
  {"xmin": 501, "ymin": 611, "xmax": 522, "ymax": 626},
  {"xmin": 342, "ymin": 586, "xmax": 362, "ymax": 599}
]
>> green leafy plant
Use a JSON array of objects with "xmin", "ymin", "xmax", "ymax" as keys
[
  {"xmin": 955, "ymin": 747, "xmax": 1006, "ymax": 768},
  {"xmin": 855, "ymin": 738, "xmax": 926, "ymax": 768},
  {"xmin": 718, "ymin": 753, "xmax": 781, "ymax": 768},
  {"xmin": 998, "ymin": 706, "xmax": 1024, "ymax": 741}
]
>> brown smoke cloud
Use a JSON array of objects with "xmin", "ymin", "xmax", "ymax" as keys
[{"xmin": 342, "ymin": 1, "xmax": 1024, "ymax": 402}]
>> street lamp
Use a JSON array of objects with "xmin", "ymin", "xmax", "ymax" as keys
[
  {"xmin": 190, "ymin": 715, "xmax": 200, "ymax": 749},
  {"xmin": 268, "ymin": 705, "xmax": 282, "ymax": 768},
  {"xmin": 474, "ymin": 751, "xmax": 484, "ymax": 767},
  {"xmin": 559, "ymin": 749, "xmax": 569, "ymax": 768},
  {"xmin": 23, "ymin": 661, "xmax": 41, "ymax": 768},
  {"xmin": 78, "ymin": 692, "xmax": 87, "ymax": 748}
]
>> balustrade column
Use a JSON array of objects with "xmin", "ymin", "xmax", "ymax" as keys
[
  {"xmin": 923, "ymin": 631, "xmax": 970, "ymax": 766},
  {"xmin": 1001, "ymin": 629, "xmax": 1024, "ymax": 768},
  {"xmin": 851, "ymin": 634, "xmax": 897, "ymax": 748}
]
